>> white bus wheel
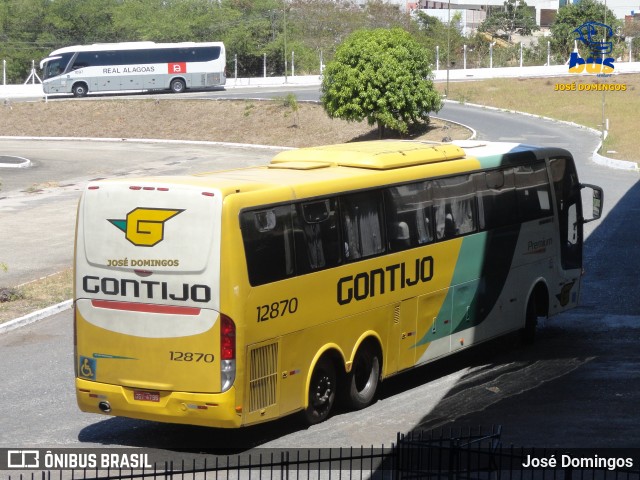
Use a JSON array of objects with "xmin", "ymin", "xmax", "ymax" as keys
[
  {"xmin": 72, "ymin": 83, "xmax": 88, "ymax": 97},
  {"xmin": 170, "ymin": 78, "xmax": 186, "ymax": 93}
]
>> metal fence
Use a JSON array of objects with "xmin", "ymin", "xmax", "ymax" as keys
[{"xmin": 8, "ymin": 427, "xmax": 640, "ymax": 480}]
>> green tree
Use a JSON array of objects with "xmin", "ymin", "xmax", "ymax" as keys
[
  {"xmin": 413, "ymin": 11, "xmax": 466, "ymax": 68},
  {"xmin": 0, "ymin": 0, "xmax": 50, "ymax": 82},
  {"xmin": 217, "ymin": 0, "xmax": 286, "ymax": 76},
  {"xmin": 550, "ymin": 0, "xmax": 620, "ymax": 61},
  {"xmin": 321, "ymin": 28, "xmax": 442, "ymax": 138},
  {"xmin": 478, "ymin": 0, "xmax": 538, "ymax": 42}
]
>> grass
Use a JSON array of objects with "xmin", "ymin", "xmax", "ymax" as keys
[
  {"xmin": 435, "ymin": 73, "xmax": 640, "ymax": 163},
  {"xmin": 0, "ymin": 269, "xmax": 73, "ymax": 324}
]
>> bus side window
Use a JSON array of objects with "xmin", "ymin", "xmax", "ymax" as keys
[
  {"xmin": 475, "ymin": 169, "xmax": 518, "ymax": 230},
  {"xmin": 340, "ymin": 191, "xmax": 385, "ymax": 261},
  {"xmin": 240, "ymin": 205, "xmax": 295, "ymax": 286},
  {"xmin": 384, "ymin": 181, "xmax": 433, "ymax": 252},
  {"xmin": 515, "ymin": 162, "xmax": 553, "ymax": 221},
  {"xmin": 433, "ymin": 175, "xmax": 477, "ymax": 240},
  {"xmin": 72, "ymin": 52, "xmax": 93, "ymax": 69},
  {"xmin": 293, "ymin": 198, "xmax": 341, "ymax": 274}
]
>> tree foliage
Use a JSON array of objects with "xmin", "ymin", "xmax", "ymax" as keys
[
  {"xmin": 478, "ymin": 0, "xmax": 538, "ymax": 42},
  {"xmin": 321, "ymin": 28, "xmax": 442, "ymax": 138},
  {"xmin": 0, "ymin": 0, "xmax": 623, "ymax": 83},
  {"xmin": 550, "ymin": 0, "xmax": 620, "ymax": 60},
  {"xmin": 413, "ymin": 11, "xmax": 466, "ymax": 67}
]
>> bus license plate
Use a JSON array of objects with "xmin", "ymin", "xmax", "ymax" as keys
[{"xmin": 134, "ymin": 390, "xmax": 160, "ymax": 402}]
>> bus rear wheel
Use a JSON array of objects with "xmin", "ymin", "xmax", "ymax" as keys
[
  {"xmin": 170, "ymin": 78, "xmax": 186, "ymax": 93},
  {"xmin": 72, "ymin": 83, "xmax": 88, "ymax": 98},
  {"xmin": 304, "ymin": 356, "xmax": 336, "ymax": 425},
  {"xmin": 344, "ymin": 343, "xmax": 380, "ymax": 410}
]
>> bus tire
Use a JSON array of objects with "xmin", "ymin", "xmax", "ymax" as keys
[
  {"xmin": 343, "ymin": 342, "xmax": 380, "ymax": 410},
  {"xmin": 522, "ymin": 296, "xmax": 537, "ymax": 345},
  {"xmin": 72, "ymin": 83, "xmax": 88, "ymax": 98},
  {"xmin": 170, "ymin": 78, "xmax": 186, "ymax": 93},
  {"xmin": 304, "ymin": 356, "xmax": 336, "ymax": 425}
]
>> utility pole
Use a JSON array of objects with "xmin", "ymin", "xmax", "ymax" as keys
[{"xmin": 283, "ymin": 0, "xmax": 288, "ymax": 83}]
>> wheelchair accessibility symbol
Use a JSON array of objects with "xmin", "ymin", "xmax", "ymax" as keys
[{"xmin": 79, "ymin": 356, "xmax": 96, "ymax": 380}]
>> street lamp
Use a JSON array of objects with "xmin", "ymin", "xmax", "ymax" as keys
[
  {"xmin": 446, "ymin": 0, "xmax": 450, "ymax": 96},
  {"xmin": 283, "ymin": 1, "xmax": 288, "ymax": 83}
]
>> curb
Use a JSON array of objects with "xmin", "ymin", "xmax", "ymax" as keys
[
  {"xmin": 0, "ymin": 299, "xmax": 72, "ymax": 334},
  {"xmin": 445, "ymin": 100, "xmax": 639, "ymax": 171},
  {"xmin": 0, "ymin": 135, "xmax": 294, "ymax": 152}
]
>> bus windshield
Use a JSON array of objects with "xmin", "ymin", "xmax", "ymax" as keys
[{"xmin": 41, "ymin": 52, "xmax": 74, "ymax": 80}]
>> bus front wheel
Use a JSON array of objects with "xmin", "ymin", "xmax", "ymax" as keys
[
  {"xmin": 170, "ymin": 78, "xmax": 186, "ymax": 93},
  {"xmin": 344, "ymin": 342, "xmax": 380, "ymax": 410},
  {"xmin": 304, "ymin": 356, "xmax": 336, "ymax": 425},
  {"xmin": 522, "ymin": 296, "xmax": 538, "ymax": 344},
  {"xmin": 72, "ymin": 83, "xmax": 88, "ymax": 98}
]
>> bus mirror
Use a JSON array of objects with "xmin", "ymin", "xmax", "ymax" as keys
[{"xmin": 581, "ymin": 184, "xmax": 603, "ymax": 223}]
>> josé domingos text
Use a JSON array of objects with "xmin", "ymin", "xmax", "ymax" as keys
[{"xmin": 522, "ymin": 455, "xmax": 634, "ymax": 470}]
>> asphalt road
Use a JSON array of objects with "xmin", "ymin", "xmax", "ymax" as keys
[
  {"xmin": 0, "ymin": 140, "xmax": 282, "ymax": 287},
  {"xmin": 1, "ymin": 93, "xmax": 639, "ymax": 462}
]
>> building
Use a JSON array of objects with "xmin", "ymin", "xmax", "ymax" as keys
[{"xmin": 358, "ymin": 0, "xmax": 633, "ymax": 24}]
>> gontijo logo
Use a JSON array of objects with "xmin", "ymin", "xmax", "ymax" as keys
[
  {"xmin": 569, "ymin": 21, "xmax": 615, "ymax": 74},
  {"xmin": 108, "ymin": 207, "xmax": 184, "ymax": 247}
]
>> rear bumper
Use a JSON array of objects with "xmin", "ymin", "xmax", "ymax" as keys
[{"xmin": 76, "ymin": 377, "xmax": 242, "ymax": 428}]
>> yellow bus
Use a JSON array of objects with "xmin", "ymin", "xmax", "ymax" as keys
[{"xmin": 74, "ymin": 140, "xmax": 603, "ymax": 428}]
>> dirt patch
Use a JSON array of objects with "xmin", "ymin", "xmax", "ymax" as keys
[
  {"xmin": 0, "ymin": 269, "xmax": 73, "ymax": 324},
  {"xmin": 0, "ymin": 98, "xmax": 470, "ymax": 147}
]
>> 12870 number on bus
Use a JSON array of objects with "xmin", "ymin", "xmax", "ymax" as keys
[{"xmin": 256, "ymin": 297, "xmax": 298, "ymax": 322}]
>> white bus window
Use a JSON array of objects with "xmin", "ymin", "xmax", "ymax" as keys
[
  {"xmin": 384, "ymin": 182, "xmax": 433, "ymax": 251},
  {"xmin": 515, "ymin": 162, "xmax": 553, "ymax": 221},
  {"xmin": 475, "ymin": 169, "xmax": 518, "ymax": 230},
  {"xmin": 433, "ymin": 175, "xmax": 477, "ymax": 240}
]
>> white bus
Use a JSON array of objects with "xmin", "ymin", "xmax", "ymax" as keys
[{"xmin": 40, "ymin": 41, "xmax": 226, "ymax": 97}]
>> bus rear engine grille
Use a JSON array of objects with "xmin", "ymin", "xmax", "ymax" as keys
[{"xmin": 248, "ymin": 342, "xmax": 279, "ymax": 413}]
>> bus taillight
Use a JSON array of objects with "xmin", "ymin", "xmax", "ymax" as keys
[
  {"xmin": 220, "ymin": 314, "xmax": 236, "ymax": 392},
  {"xmin": 73, "ymin": 304, "xmax": 78, "ymax": 377}
]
